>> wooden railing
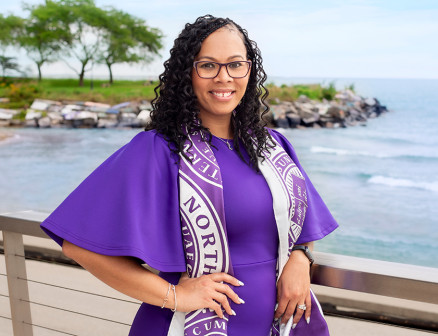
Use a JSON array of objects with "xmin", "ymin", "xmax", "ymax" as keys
[{"xmin": 1, "ymin": 210, "xmax": 438, "ymax": 335}]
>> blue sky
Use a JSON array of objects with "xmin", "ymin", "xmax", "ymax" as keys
[{"xmin": 2, "ymin": 0, "xmax": 438, "ymax": 79}]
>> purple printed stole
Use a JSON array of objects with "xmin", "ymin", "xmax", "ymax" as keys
[{"xmin": 168, "ymin": 129, "xmax": 309, "ymax": 336}]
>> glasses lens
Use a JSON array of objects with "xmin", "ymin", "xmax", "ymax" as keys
[
  {"xmin": 196, "ymin": 62, "xmax": 219, "ymax": 78},
  {"xmin": 227, "ymin": 61, "xmax": 250, "ymax": 78},
  {"xmin": 196, "ymin": 61, "xmax": 250, "ymax": 78}
]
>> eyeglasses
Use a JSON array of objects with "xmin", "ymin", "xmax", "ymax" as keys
[{"xmin": 193, "ymin": 60, "xmax": 252, "ymax": 79}]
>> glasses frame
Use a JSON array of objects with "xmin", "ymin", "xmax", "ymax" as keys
[{"xmin": 193, "ymin": 60, "xmax": 252, "ymax": 79}]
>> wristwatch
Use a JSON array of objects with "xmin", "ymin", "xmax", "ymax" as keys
[{"xmin": 291, "ymin": 245, "xmax": 314, "ymax": 267}]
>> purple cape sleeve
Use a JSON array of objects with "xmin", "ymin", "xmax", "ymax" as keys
[
  {"xmin": 269, "ymin": 129, "xmax": 339, "ymax": 244},
  {"xmin": 40, "ymin": 130, "xmax": 186, "ymax": 272}
]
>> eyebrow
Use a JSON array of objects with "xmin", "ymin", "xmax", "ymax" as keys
[{"xmin": 197, "ymin": 55, "xmax": 245, "ymax": 61}]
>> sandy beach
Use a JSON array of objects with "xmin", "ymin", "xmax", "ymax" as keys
[{"xmin": 0, "ymin": 130, "xmax": 14, "ymax": 142}]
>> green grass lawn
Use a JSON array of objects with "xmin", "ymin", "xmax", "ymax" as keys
[
  {"xmin": 0, "ymin": 77, "xmax": 345, "ymax": 110},
  {"xmin": 0, "ymin": 78, "xmax": 158, "ymax": 109}
]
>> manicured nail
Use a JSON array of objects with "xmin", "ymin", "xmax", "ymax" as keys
[
  {"xmin": 306, "ymin": 317, "xmax": 310, "ymax": 324},
  {"xmin": 292, "ymin": 323, "xmax": 297, "ymax": 329},
  {"xmin": 281, "ymin": 323, "xmax": 285, "ymax": 328},
  {"xmin": 231, "ymin": 309, "xmax": 236, "ymax": 316},
  {"xmin": 239, "ymin": 298, "xmax": 245, "ymax": 304},
  {"xmin": 275, "ymin": 303, "xmax": 279, "ymax": 310},
  {"xmin": 238, "ymin": 280, "xmax": 244, "ymax": 286}
]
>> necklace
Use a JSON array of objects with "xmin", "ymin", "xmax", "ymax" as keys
[{"xmin": 215, "ymin": 136, "xmax": 233, "ymax": 150}]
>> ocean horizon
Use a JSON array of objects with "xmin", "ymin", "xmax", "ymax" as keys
[{"xmin": 1, "ymin": 77, "xmax": 437, "ymax": 268}]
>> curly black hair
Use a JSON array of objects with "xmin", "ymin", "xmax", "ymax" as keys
[{"xmin": 145, "ymin": 14, "xmax": 273, "ymax": 170}]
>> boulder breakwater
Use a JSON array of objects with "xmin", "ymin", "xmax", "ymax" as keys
[
  {"xmin": 0, "ymin": 89, "xmax": 387, "ymax": 129},
  {"xmin": 266, "ymin": 90, "xmax": 388, "ymax": 129}
]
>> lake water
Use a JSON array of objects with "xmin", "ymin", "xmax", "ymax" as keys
[{"xmin": 1, "ymin": 77, "xmax": 437, "ymax": 268}]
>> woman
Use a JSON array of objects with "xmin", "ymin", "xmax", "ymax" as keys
[{"xmin": 41, "ymin": 15, "xmax": 338, "ymax": 335}]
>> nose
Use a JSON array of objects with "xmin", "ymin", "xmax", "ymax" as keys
[{"xmin": 214, "ymin": 64, "xmax": 233, "ymax": 82}]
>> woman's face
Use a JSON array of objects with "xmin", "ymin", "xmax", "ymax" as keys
[{"xmin": 192, "ymin": 27, "xmax": 250, "ymax": 124}]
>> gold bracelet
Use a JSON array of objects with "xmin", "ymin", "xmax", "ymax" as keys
[{"xmin": 161, "ymin": 283, "xmax": 171, "ymax": 309}]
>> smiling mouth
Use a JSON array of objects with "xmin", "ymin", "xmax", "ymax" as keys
[{"xmin": 211, "ymin": 91, "xmax": 234, "ymax": 98}]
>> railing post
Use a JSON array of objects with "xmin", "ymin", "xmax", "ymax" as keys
[{"xmin": 3, "ymin": 230, "xmax": 33, "ymax": 336}]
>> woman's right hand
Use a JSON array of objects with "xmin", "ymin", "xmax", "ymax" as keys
[{"xmin": 174, "ymin": 272, "xmax": 244, "ymax": 318}]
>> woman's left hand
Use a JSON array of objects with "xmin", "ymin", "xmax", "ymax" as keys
[{"xmin": 274, "ymin": 245, "xmax": 312, "ymax": 328}]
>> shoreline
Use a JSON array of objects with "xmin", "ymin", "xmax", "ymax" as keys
[
  {"xmin": 0, "ymin": 88, "xmax": 389, "ymax": 131},
  {"xmin": 0, "ymin": 129, "xmax": 14, "ymax": 142}
]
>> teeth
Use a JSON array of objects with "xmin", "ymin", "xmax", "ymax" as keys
[{"xmin": 212, "ymin": 91, "xmax": 232, "ymax": 98}]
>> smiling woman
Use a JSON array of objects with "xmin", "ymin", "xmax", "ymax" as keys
[
  {"xmin": 40, "ymin": 14, "xmax": 338, "ymax": 336},
  {"xmin": 191, "ymin": 26, "xmax": 251, "ymax": 138}
]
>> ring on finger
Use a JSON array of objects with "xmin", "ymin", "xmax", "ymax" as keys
[{"xmin": 297, "ymin": 304, "xmax": 306, "ymax": 310}]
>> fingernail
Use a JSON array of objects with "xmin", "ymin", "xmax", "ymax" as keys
[
  {"xmin": 292, "ymin": 323, "xmax": 297, "ymax": 329},
  {"xmin": 275, "ymin": 303, "xmax": 279, "ymax": 310},
  {"xmin": 231, "ymin": 309, "xmax": 236, "ymax": 316},
  {"xmin": 238, "ymin": 280, "xmax": 244, "ymax": 286},
  {"xmin": 306, "ymin": 317, "xmax": 310, "ymax": 324},
  {"xmin": 239, "ymin": 298, "xmax": 245, "ymax": 304},
  {"xmin": 281, "ymin": 323, "xmax": 285, "ymax": 328}
]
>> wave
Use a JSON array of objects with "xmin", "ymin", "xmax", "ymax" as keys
[
  {"xmin": 368, "ymin": 175, "xmax": 438, "ymax": 192},
  {"xmin": 310, "ymin": 146, "xmax": 438, "ymax": 161}
]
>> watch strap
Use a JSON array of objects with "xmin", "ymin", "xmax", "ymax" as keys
[{"xmin": 291, "ymin": 245, "xmax": 314, "ymax": 267}]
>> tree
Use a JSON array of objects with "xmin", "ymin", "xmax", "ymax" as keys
[
  {"xmin": 56, "ymin": 0, "xmax": 108, "ymax": 86},
  {"xmin": 19, "ymin": 1, "xmax": 72, "ymax": 81},
  {"xmin": 0, "ymin": 14, "xmax": 23, "ymax": 75},
  {"xmin": 0, "ymin": 14, "xmax": 23, "ymax": 53},
  {"xmin": 98, "ymin": 9, "xmax": 163, "ymax": 84},
  {"xmin": 0, "ymin": 56, "xmax": 21, "ymax": 78}
]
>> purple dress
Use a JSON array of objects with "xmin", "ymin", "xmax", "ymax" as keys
[{"xmin": 41, "ymin": 130, "xmax": 338, "ymax": 335}]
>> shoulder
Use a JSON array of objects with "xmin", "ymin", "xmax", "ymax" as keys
[
  {"xmin": 122, "ymin": 130, "xmax": 176, "ymax": 161},
  {"xmin": 127, "ymin": 130, "xmax": 170, "ymax": 151}
]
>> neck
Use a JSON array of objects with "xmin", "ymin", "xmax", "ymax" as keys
[{"xmin": 199, "ymin": 113, "xmax": 233, "ymax": 139}]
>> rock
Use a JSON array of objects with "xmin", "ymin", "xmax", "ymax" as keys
[
  {"xmin": 364, "ymin": 97, "xmax": 376, "ymax": 106},
  {"xmin": 327, "ymin": 106, "xmax": 346, "ymax": 120},
  {"xmin": 139, "ymin": 100, "xmax": 152, "ymax": 111},
  {"xmin": 137, "ymin": 110, "xmax": 151, "ymax": 124},
  {"xmin": 285, "ymin": 112, "xmax": 301, "ymax": 128},
  {"xmin": 25, "ymin": 119, "xmax": 38, "ymax": 127},
  {"xmin": 297, "ymin": 95, "xmax": 310, "ymax": 103},
  {"xmin": 275, "ymin": 117, "xmax": 289, "ymax": 129},
  {"xmin": 37, "ymin": 117, "xmax": 51, "ymax": 128},
  {"xmin": 75, "ymin": 111, "xmax": 98, "ymax": 127},
  {"xmin": 315, "ymin": 103, "xmax": 330, "ymax": 115},
  {"xmin": 48, "ymin": 112, "xmax": 63, "ymax": 125},
  {"xmin": 25, "ymin": 110, "xmax": 42, "ymax": 120},
  {"xmin": 302, "ymin": 114, "xmax": 319, "ymax": 125},
  {"xmin": 30, "ymin": 99, "xmax": 61, "ymax": 111},
  {"xmin": 9, "ymin": 119, "xmax": 24, "ymax": 126},
  {"xmin": 270, "ymin": 105, "xmax": 286, "ymax": 119},
  {"xmin": 97, "ymin": 119, "xmax": 118, "ymax": 128},
  {"xmin": 84, "ymin": 101, "xmax": 111, "ymax": 113},
  {"xmin": 0, "ymin": 109, "xmax": 17, "ymax": 120}
]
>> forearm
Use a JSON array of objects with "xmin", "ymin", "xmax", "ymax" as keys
[{"xmin": 62, "ymin": 240, "xmax": 173, "ymax": 309}]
